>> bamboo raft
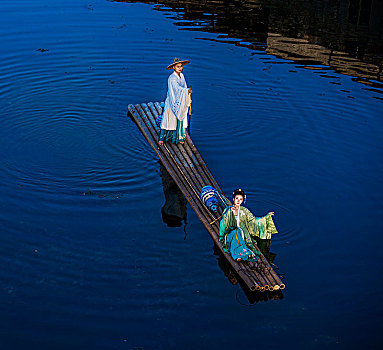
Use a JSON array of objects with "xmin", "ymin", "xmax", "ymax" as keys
[{"xmin": 127, "ymin": 102, "xmax": 285, "ymax": 292}]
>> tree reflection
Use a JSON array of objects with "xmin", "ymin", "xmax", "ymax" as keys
[{"xmin": 115, "ymin": 0, "xmax": 382, "ymax": 87}]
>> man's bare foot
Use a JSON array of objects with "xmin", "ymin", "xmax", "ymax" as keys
[{"xmin": 159, "ymin": 141, "xmax": 164, "ymax": 146}]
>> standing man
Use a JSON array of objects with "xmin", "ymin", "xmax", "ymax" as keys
[{"xmin": 159, "ymin": 57, "xmax": 192, "ymax": 145}]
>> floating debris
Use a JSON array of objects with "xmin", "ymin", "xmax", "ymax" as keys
[
  {"xmin": 37, "ymin": 48, "xmax": 49, "ymax": 52},
  {"xmin": 82, "ymin": 188, "xmax": 122, "ymax": 199}
]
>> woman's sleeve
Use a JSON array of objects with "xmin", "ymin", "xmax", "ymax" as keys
[
  {"xmin": 265, "ymin": 214, "xmax": 278, "ymax": 237},
  {"xmin": 255, "ymin": 213, "xmax": 278, "ymax": 239},
  {"xmin": 169, "ymin": 78, "xmax": 189, "ymax": 120},
  {"xmin": 246, "ymin": 210, "xmax": 260, "ymax": 238}
]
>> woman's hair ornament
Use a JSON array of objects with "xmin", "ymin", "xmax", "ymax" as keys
[{"xmin": 232, "ymin": 188, "xmax": 246, "ymax": 203}]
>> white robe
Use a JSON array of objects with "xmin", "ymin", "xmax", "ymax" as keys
[{"xmin": 161, "ymin": 72, "xmax": 191, "ymax": 131}]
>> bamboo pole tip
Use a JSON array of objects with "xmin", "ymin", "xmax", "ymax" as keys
[{"xmin": 127, "ymin": 102, "xmax": 285, "ymax": 293}]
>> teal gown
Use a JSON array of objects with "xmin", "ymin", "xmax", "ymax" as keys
[
  {"xmin": 219, "ymin": 205, "xmax": 278, "ymax": 262},
  {"xmin": 158, "ymin": 119, "xmax": 186, "ymax": 144},
  {"xmin": 224, "ymin": 227, "xmax": 259, "ymax": 261}
]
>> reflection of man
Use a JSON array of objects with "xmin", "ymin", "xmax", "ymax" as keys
[
  {"xmin": 158, "ymin": 57, "xmax": 192, "ymax": 146},
  {"xmin": 159, "ymin": 163, "xmax": 187, "ymax": 227}
]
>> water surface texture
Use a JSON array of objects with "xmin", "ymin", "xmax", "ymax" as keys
[{"xmin": 0, "ymin": 0, "xmax": 382, "ymax": 349}]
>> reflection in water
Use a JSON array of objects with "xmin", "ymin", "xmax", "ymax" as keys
[
  {"xmin": 159, "ymin": 162, "xmax": 187, "ymax": 227},
  {"xmin": 118, "ymin": 0, "xmax": 383, "ymax": 90},
  {"xmin": 254, "ymin": 237, "xmax": 276, "ymax": 265},
  {"xmin": 214, "ymin": 243, "xmax": 283, "ymax": 304}
]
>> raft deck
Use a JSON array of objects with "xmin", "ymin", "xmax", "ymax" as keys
[{"xmin": 127, "ymin": 102, "xmax": 285, "ymax": 292}]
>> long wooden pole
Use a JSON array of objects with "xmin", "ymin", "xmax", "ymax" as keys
[
  {"xmin": 142, "ymin": 104, "xmax": 208, "ymax": 202},
  {"xmin": 150, "ymin": 102, "xmax": 228, "ymax": 214},
  {"xmin": 139, "ymin": 103, "xmax": 276, "ymax": 291},
  {"xmin": 153, "ymin": 101, "xmax": 224, "ymax": 196},
  {"xmin": 186, "ymin": 135, "xmax": 225, "ymax": 195},
  {"xmin": 128, "ymin": 104, "xmax": 258, "ymax": 291},
  {"xmin": 131, "ymin": 103, "xmax": 284, "ymax": 292},
  {"xmin": 147, "ymin": 103, "xmax": 212, "ymax": 193},
  {"xmin": 145, "ymin": 103, "xmax": 222, "ymax": 222},
  {"xmin": 141, "ymin": 104, "xmax": 222, "ymax": 229},
  {"xmin": 132, "ymin": 105, "xmax": 216, "ymax": 232}
]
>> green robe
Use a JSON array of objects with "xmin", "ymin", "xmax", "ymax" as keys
[{"xmin": 219, "ymin": 206, "xmax": 278, "ymax": 254}]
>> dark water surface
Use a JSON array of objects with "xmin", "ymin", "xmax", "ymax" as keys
[{"xmin": 1, "ymin": 0, "xmax": 382, "ymax": 349}]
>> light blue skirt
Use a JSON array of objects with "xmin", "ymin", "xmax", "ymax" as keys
[
  {"xmin": 159, "ymin": 119, "xmax": 186, "ymax": 144},
  {"xmin": 225, "ymin": 228, "xmax": 258, "ymax": 262}
]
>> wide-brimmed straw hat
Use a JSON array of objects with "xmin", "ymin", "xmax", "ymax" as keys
[{"xmin": 166, "ymin": 57, "xmax": 190, "ymax": 70}]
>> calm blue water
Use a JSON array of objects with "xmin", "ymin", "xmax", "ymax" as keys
[{"xmin": 1, "ymin": 0, "xmax": 382, "ymax": 349}]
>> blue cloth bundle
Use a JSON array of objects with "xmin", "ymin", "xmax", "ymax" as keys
[{"xmin": 200, "ymin": 185, "xmax": 219, "ymax": 212}]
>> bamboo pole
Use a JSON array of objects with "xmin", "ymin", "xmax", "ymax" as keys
[
  {"xmin": 175, "ymin": 143, "xmax": 206, "ymax": 189},
  {"xmin": 144, "ymin": 103, "xmax": 201, "ymax": 187},
  {"xmin": 128, "ymin": 104, "xmax": 259, "ymax": 291},
  {"xmin": 142, "ymin": 103, "xmax": 221, "ymax": 225},
  {"xmin": 168, "ymin": 142, "xmax": 205, "ymax": 192},
  {"xmin": 237, "ymin": 263, "xmax": 260, "ymax": 291},
  {"xmin": 130, "ymin": 103, "xmax": 285, "ymax": 292},
  {"xmin": 141, "ymin": 104, "xmax": 206, "ymax": 205},
  {"xmin": 249, "ymin": 260, "xmax": 270, "ymax": 290},
  {"xmin": 145, "ymin": 104, "xmax": 277, "ymax": 290},
  {"xmin": 261, "ymin": 258, "xmax": 285, "ymax": 290},
  {"xmin": 260, "ymin": 263, "xmax": 279, "ymax": 290},
  {"xmin": 165, "ymin": 143, "xmax": 210, "ymax": 217},
  {"xmin": 240, "ymin": 262, "xmax": 263, "ymax": 291},
  {"xmin": 152, "ymin": 102, "xmax": 223, "ymax": 196},
  {"xmin": 185, "ymin": 134, "xmax": 225, "ymax": 195},
  {"xmin": 249, "ymin": 258, "xmax": 274, "ymax": 290},
  {"xmin": 132, "ymin": 105, "xmax": 217, "ymax": 234},
  {"xmin": 149, "ymin": 102, "xmax": 221, "ymax": 205},
  {"xmin": 182, "ymin": 143, "xmax": 212, "ymax": 187},
  {"xmin": 163, "ymin": 142, "xmax": 199, "ymax": 190},
  {"xmin": 258, "ymin": 254, "xmax": 284, "ymax": 289},
  {"xmin": 261, "ymin": 263, "xmax": 281, "ymax": 291},
  {"xmin": 153, "ymin": 101, "xmax": 162, "ymax": 116},
  {"xmin": 142, "ymin": 103, "xmax": 159, "ymax": 130},
  {"xmin": 143, "ymin": 102, "xmax": 282, "ymax": 290},
  {"xmin": 153, "ymin": 101, "xmax": 224, "ymax": 197}
]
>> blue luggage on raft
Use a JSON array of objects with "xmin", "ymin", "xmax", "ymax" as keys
[{"xmin": 200, "ymin": 185, "xmax": 219, "ymax": 212}]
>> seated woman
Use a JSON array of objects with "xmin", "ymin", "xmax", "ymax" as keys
[{"xmin": 219, "ymin": 188, "xmax": 277, "ymax": 262}]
